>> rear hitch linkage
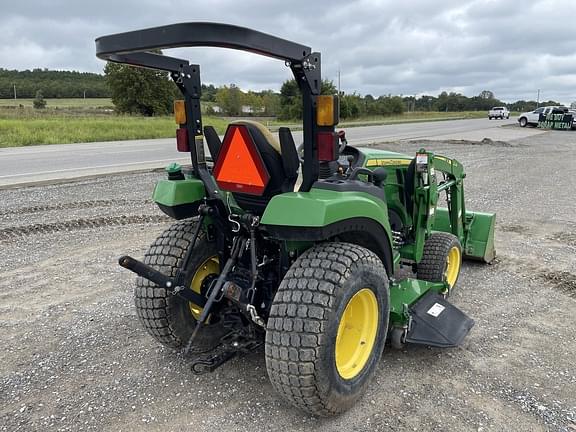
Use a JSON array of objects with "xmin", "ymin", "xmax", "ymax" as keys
[
  {"xmin": 119, "ymin": 207, "xmax": 266, "ymax": 373},
  {"xmin": 187, "ymin": 332, "xmax": 263, "ymax": 375},
  {"xmin": 118, "ymin": 203, "xmax": 214, "ymax": 306}
]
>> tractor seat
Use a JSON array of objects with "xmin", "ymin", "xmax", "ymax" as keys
[{"xmin": 213, "ymin": 120, "xmax": 299, "ymax": 214}]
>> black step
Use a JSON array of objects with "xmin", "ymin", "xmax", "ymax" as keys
[{"xmin": 405, "ymin": 291, "xmax": 474, "ymax": 348}]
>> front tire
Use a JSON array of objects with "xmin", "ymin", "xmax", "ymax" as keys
[
  {"xmin": 265, "ymin": 242, "xmax": 389, "ymax": 416},
  {"xmin": 519, "ymin": 117, "xmax": 528, "ymax": 127},
  {"xmin": 417, "ymin": 232, "xmax": 462, "ymax": 294}
]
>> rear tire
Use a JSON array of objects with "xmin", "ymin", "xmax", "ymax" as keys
[
  {"xmin": 417, "ymin": 233, "xmax": 462, "ymax": 295},
  {"xmin": 265, "ymin": 242, "xmax": 389, "ymax": 416},
  {"xmin": 134, "ymin": 220, "xmax": 224, "ymax": 350}
]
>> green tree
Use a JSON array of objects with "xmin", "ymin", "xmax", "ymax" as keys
[
  {"xmin": 215, "ymin": 84, "xmax": 243, "ymax": 116},
  {"xmin": 479, "ymin": 90, "xmax": 495, "ymax": 100},
  {"xmin": 104, "ymin": 61, "xmax": 175, "ymax": 116},
  {"xmin": 33, "ymin": 90, "xmax": 46, "ymax": 109},
  {"xmin": 244, "ymin": 91, "xmax": 264, "ymax": 115},
  {"xmin": 0, "ymin": 68, "xmax": 112, "ymax": 98},
  {"xmin": 261, "ymin": 90, "xmax": 280, "ymax": 116},
  {"xmin": 278, "ymin": 79, "xmax": 337, "ymax": 120},
  {"xmin": 340, "ymin": 93, "xmax": 362, "ymax": 119},
  {"xmin": 201, "ymin": 84, "xmax": 217, "ymax": 102},
  {"xmin": 321, "ymin": 80, "xmax": 337, "ymax": 96},
  {"xmin": 279, "ymin": 79, "xmax": 301, "ymax": 120}
]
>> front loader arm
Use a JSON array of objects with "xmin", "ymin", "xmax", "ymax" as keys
[
  {"xmin": 430, "ymin": 154, "xmax": 496, "ymax": 263},
  {"xmin": 431, "ymin": 154, "xmax": 467, "ymax": 241}
]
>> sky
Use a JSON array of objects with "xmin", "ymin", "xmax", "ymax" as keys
[{"xmin": 2, "ymin": 0, "xmax": 576, "ymax": 104}]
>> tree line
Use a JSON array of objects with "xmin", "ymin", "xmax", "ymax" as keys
[
  {"xmin": 205, "ymin": 84, "xmax": 558, "ymax": 119},
  {"xmin": 211, "ymin": 79, "xmax": 405, "ymax": 119},
  {"xmin": 1, "ymin": 67, "xmax": 561, "ymax": 116},
  {"xmin": 0, "ymin": 68, "xmax": 110, "ymax": 98},
  {"xmin": 408, "ymin": 90, "xmax": 559, "ymax": 113}
]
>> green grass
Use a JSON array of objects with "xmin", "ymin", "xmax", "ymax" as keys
[
  {"xmin": 346, "ymin": 110, "xmax": 487, "ymax": 122},
  {"xmin": 0, "ymin": 98, "xmax": 113, "ymax": 108},
  {"xmin": 0, "ymin": 114, "xmax": 229, "ymax": 147},
  {"xmin": 340, "ymin": 111, "xmax": 486, "ymax": 127},
  {"xmin": 0, "ymin": 104, "xmax": 493, "ymax": 147},
  {"xmin": 263, "ymin": 111, "xmax": 488, "ymax": 131}
]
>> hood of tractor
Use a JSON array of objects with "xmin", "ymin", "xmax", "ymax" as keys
[{"xmin": 357, "ymin": 148, "xmax": 413, "ymax": 167}]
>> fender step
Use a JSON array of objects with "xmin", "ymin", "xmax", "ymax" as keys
[{"xmin": 405, "ymin": 292, "xmax": 474, "ymax": 348}]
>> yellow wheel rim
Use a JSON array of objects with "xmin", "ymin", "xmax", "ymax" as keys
[
  {"xmin": 189, "ymin": 256, "xmax": 219, "ymax": 319},
  {"xmin": 445, "ymin": 246, "xmax": 461, "ymax": 287},
  {"xmin": 335, "ymin": 288, "xmax": 379, "ymax": 380}
]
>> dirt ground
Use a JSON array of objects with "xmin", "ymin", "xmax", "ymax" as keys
[{"xmin": 1, "ymin": 128, "xmax": 575, "ymax": 431}]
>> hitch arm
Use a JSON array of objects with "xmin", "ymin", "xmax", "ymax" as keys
[
  {"xmin": 184, "ymin": 236, "xmax": 246, "ymax": 352},
  {"xmin": 118, "ymin": 255, "xmax": 206, "ymax": 307}
]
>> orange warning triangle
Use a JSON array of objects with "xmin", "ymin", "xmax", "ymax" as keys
[{"xmin": 214, "ymin": 125, "xmax": 270, "ymax": 195}]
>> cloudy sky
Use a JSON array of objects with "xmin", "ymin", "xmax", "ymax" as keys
[{"xmin": 2, "ymin": 0, "xmax": 576, "ymax": 103}]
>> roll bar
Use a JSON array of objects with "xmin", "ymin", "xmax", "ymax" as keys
[
  {"xmin": 95, "ymin": 22, "xmax": 323, "ymax": 193},
  {"xmin": 96, "ymin": 22, "xmax": 312, "ymax": 71}
]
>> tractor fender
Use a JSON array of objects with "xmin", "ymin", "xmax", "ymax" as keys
[
  {"xmin": 153, "ymin": 178, "xmax": 206, "ymax": 220},
  {"xmin": 261, "ymin": 189, "xmax": 395, "ymax": 275}
]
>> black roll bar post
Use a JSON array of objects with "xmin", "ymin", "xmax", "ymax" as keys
[{"xmin": 95, "ymin": 22, "xmax": 322, "ymax": 192}]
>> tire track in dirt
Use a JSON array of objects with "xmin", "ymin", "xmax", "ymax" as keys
[
  {"xmin": 546, "ymin": 232, "xmax": 576, "ymax": 248},
  {"xmin": 537, "ymin": 271, "xmax": 576, "ymax": 298},
  {"xmin": 0, "ymin": 214, "xmax": 172, "ymax": 241},
  {"xmin": 493, "ymin": 255, "xmax": 576, "ymax": 299},
  {"xmin": 0, "ymin": 199, "xmax": 149, "ymax": 216}
]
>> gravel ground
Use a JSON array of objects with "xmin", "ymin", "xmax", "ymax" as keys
[{"xmin": 1, "ymin": 129, "xmax": 575, "ymax": 432}]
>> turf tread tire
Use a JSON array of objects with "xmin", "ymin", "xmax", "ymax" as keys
[
  {"xmin": 265, "ymin": 242, "xmax": 389, "ymax": 416},
  {"xmin": 134, "ymin": 219, "xmax": 222, "ymax": 350},
  {"xmin": 417, "ymin": 232, "xmax": 462, "ymax": 288}
]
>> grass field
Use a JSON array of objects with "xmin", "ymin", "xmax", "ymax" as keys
[
  {"xmin": 0, "ymin": 98, "xmax": 113, "ymax": 108},
  {"xmin": 0, "ymin": 98, "xmax": 494, "ymax": 147},
  {"xmin": 0, "ymin": 113, "xmax": 229, "ymax": 147}
]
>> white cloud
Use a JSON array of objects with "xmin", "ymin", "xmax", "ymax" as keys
[{"xmin": 1, "ymin": 0, "xmax": 576, "ymax": 103}]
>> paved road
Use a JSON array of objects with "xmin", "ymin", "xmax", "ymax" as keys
[{"xmin": 0, "ymin": 117, "xmax": 534, "ymax": 187}]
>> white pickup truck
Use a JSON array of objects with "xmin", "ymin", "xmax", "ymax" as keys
[
  {"xmin": 488, "ymin": 107, "xmax": 510, "ymax": 119},
  {"xmin": 517, "ymin": 106, "xmax": 574, "ymax": 128}
]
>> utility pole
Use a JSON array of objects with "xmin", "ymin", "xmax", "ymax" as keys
[
  {"xmin": 337, "ymin": 68, "xmax": 341, "ymax": 96},
  {"xmin": 13, "ymin": 84, "xmax": 16, "ymax": 100},
  {"xmin": 537, "ymin": 89, "xmax": 540, "ymax": 108}
]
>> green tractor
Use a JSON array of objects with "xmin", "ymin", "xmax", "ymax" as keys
[{"xmin": 96, "ymin": 22, "xmax": 496, "ymax": 416}]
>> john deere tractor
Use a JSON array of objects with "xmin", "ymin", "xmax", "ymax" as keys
[{"xmin": 96, "ymin": 22, "xmax": 496, "ymax": 416}]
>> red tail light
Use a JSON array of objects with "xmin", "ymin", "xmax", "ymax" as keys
[
  {"xmin": 317, "ymin": 131, "xmax": 338, "ymax": 162},
  {"xmin": 213, "ymin": 124, "xmax": 270, "ymax": 195},
  {"xmin": 176, "ymin": 127, "xmax": 189, "ymax": 152}
]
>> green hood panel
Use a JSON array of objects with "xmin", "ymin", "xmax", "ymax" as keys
[
  {"xmin": 153, "ymin": 178, "xmax": 206, "ymax": 206},
  {"xmin": 357, "ymin": 148, "xmax": 410, "ymax": 159},
  {"xmin": 261, "ymin": 188, "xmax": 390, "ymax": 231},
  {"xmin": 357, "ymin": 147, "xmax": 412, "ymax": 168}
]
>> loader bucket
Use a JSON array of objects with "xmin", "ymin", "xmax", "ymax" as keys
[{"xmin": 432, "ymin": 208, "xmax": 496, "ymax": 263}]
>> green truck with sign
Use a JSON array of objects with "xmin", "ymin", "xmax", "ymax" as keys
[{"xmin": 97, "ymin": 22, "xmax": 496, "ymax": 416}]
